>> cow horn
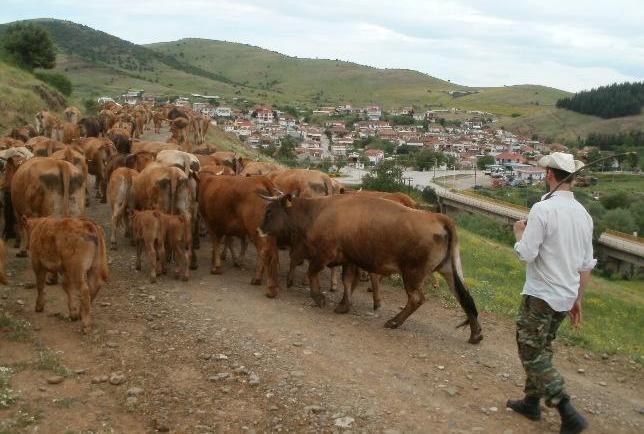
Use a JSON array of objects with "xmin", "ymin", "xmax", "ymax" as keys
[{"xmin": 257, "ymin": 192, "xmax": 279, "ymax": 201}]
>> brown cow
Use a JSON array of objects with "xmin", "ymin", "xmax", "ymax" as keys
[
  {"xmin": 160, "ymin": 212, "xmax": 192, "ymax": 281},
  {"xmin": 11, "ymin": 158, "xmax": 86, "ymax": 255},
  {"xmin": 198, "ymin": 174, "xmax": 280, "ymax": 296},
  {"xmin": 35, "ymin": 110, "xmax": 59, "ymax": 136},
  {"xmin": 103, "ymin": 151, "xmax": 155, "ymax": 200},
  {"xmin": 9, "ymin": 125, "xmax": 37, "ymax": 143},
  {"xmin": 107, "ymin": 167, "xmax": 138, "ymax": 249},
  {"xmin": 258, "ymin": 194, "xmax": 483, "ymax": 344},
  {"xmin": 0, "ymin": 137, "xmax": 26, "ymax": 149},
  {"xmin": 210, "ymin": 151, "xmax": 244, "ymax": 174},
  {"xmin": 52, "ymin": 121, "xmax": 79, "ymax": 144},
  {"xmin": 23, "ymin": 217, "xmax": 108, "ymax": 334}
]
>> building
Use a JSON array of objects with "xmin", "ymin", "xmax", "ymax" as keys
[
  {"xmin": 365, "ymin": 105, "xmax": 382, "ymax": 121},
  {"xmin": 252, "ymin": 106, "xmax": 276, "ymax": 124},
  {"xmin": 214, "ymin": 107, "xmax": 232, "ymax": 117},
  {"xmin": 495, "ymin": 151, "xmax": 526, "ymax": 165},
  {"xmin": 365, "ymin": 148, "xmax": 385, "ymax": 165},
  {"xmin": 515, "ymin": 166, "xmax": 546, "ymax": 182},
  {"xmin": 122, "ymin": 89, "xmax": 144, "ymax": 105}
]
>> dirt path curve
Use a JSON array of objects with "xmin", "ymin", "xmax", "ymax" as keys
[{"xmin": 1, "ymin": 128, "xmax": 641, "ymax": 433}]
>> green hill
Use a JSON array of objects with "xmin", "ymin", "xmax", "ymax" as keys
[{"xmin": 1, "ymin": 19, "xmax": 641, "ymax": 142}]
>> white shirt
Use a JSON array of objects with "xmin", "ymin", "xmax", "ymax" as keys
[{"xmin": 514, "ymin": 191, "xmax": 597, "ymax": 312}]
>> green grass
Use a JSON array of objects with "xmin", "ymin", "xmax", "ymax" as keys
[
  {"xmin": 0, "ymin": 366, "xmax": 17, "ymax": 409},
  {"xmin": 34, "ymin": 345, "xmax": 70, "ymax": 377},
  {"xmin": 0, "ymin": 311, "xmax": 31, "ymax": 342},
  {"xmin": 590, "ymin": 173, "xmax": 644, "ymax": 197},
  {"xmin": 433, "ymin": 229, "xmax": 644, "ymax": 362}
]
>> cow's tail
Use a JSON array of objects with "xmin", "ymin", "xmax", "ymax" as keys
[
  {"xmin": 94, "ymin": 222, "xmax": 109, "ymax": 283},
  {"xmin": 0, "ymin": 240, "xmax": 8, "ymax": 284},
  {"xmin": 443, "ymin": 219, "xmax": 478, "ymax": 322},
  {"xmin": 61, "ymin": 162, "xmax": 71, "ymax": 217}
]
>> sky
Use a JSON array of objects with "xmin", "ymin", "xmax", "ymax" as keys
[{"xmin": 2, "ymin": 0, "xmax": 643, "ymax": 92}]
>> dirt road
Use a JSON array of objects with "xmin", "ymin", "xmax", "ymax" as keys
[{"xmin": 1, "ymin": 134, "xmax": 642, "ymax": 433}]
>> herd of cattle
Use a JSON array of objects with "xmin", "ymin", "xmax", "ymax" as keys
[{"xmin": 0, "ymin": 102, "xmax": 483, "ymax": 344}]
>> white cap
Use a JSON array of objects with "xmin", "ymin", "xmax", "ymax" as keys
[{"xmin": 538, "ymin": 152, "xmax": 584, "ymax": 174}]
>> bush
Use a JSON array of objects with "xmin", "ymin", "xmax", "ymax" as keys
[
  {"xmin": 602, "ymin": 208, "xmax": 638, "ymax": 234},
  {"xmin": 362, "ymin": 160, "xmax": 405, "ymax": 192},
  {"xmin": 629, "ymin": 201, "xmax": 644, "ymax": 233},
  {"xmin": 34, "ymin": 71, "xmax": 72, "ymax": 96},
  {"xmin": 421, "ymin": 186, "xmax": 438, "ymax": 204},
  {"xmin": 454, "ymin": 213, "xmax": 515, "ymax": 246},
  {"xmin": 599, "ymin": 191, "xmax": 629, "ymax": 210}
]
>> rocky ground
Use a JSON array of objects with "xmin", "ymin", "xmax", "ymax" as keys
[{"xmin": 0, "ymin": 132, "xmax": 642, "ymax": 433}]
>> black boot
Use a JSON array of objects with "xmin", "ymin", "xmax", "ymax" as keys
[
  {"xmin": 506, "ymin": 395, "xmax": 541, "ymax": 421},
  {"xmin": 557, "ymin": 397, "xmax": 588, "ymax": 434}
]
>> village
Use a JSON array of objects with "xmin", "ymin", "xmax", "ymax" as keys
[{"xmin": 112, "ymin": 88, "xmax": 606, "ymax": 189}]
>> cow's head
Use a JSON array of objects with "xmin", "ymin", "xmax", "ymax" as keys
[{"xmin": 257, "ymin": 190, "xmax": 297, "ymax": 237}]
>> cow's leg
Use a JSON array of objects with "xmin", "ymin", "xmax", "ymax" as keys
[
  {"xmin": 34, "ymin": 266, "xmax": 47, "ymax": 312},
  {"xmin": 178, "ymin": 243, "xmax": 190, "ymax": 281},
  {"xmin": 329, "ymin": 266, "xmax": 339, "ymax": 292},
  {"xmin": 15, "ymin": 218, "xmax": 26, "ymax": 256},
  {"xmin": 286, "ymin": 255, "xmax": 303, "ymax": 288},
  {"xmin": 369, "ymin": 274, "xmax": 383, "ymax": 311},
  {"xmin": 46, "ymin": 272, "xmax": 58, "ymax": 285},
  {"xmin": 79, "ymin": 276, "xmax": 92, "ymax": 334},
  {"xmin": 335, "ymin": 264, "xmax": 359, "ymax": 314},
  {"xmin": 249, "ymin": 235, "xmax": 264, "ymax": 286},
  {"xmin": 110, "ymin": 202, "xmax": 125, "ymax": 250},
  {"xmin": 384, "ymin": 270, "xmax": 425, "ymax": 329},
  {"xmin": 307, "ymin": 259, "xmax": 327, "ymax": 307},
  {"xmin": 148, "ymin": 240, "xmax": 160, "ymax": 282},
  {"xmin": 63, "ymin": 276, "xmax": 80, "ymax": 321},
  {"xmin": 261, "ymin": 237, "xmax": 280, "ymax": 298},
  {"xmin": 135, "ymin": 238, "xmax": 143, "ymax": 271},
  {"xmin": 210, "ymin": 234, "xmax": 223, "ymax": 274}
]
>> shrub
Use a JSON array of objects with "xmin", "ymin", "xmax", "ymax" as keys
[
  {"xmin": 602, "ymin": 208, "xmax": 638, "ymax": 234},
  {"xmin": 454, "ymin": 213, "xmax": 515, "ymax": 246},
  {"xmin": 599, "ymin": 191, "xmax": 629, "ymax": 210},
  {"xmin": 1, "ymin": 22, "xmax": 55, "ymax": 71},
  {"xmin": 34, "ymin": 71, "xmax": 72, "ymax": 96}
]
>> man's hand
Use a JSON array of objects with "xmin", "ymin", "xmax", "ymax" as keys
[
  {"xmin": 569, "ymin": 300, "xmax": 582, "ymax": 328},
  {"xmin": 513, "ymin": 219, "xmax": 527, "ymax": 241}
]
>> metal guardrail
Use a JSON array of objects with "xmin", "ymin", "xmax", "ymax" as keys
[{"xmin": 434, "ymin": 186, "xmax": 644, "ymax": 259}]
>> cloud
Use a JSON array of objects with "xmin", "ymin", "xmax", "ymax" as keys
[{"xmin": 1, "ymin": 0, "xmax": 642, "ymax": 91}]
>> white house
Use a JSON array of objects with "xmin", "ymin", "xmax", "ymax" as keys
[
  {"xmin": 365, "ymin": 148, "xmax": 385, "ymax": 165},
  {"xmin": 215, "ymin": 106, "xmax": 232, "ymax": 117},
  {"xmin": 365, "ymin": 105, "xmax": 382, "ymax": 121},
  {"xmin": 515, "ymin": 166, "xmax": 546, "ymax": 182}
]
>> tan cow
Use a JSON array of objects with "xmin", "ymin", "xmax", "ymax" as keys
[
  {"xmin": 35, "ymin": 110, "xmax": 59, "ymax": 137},
  {"xmin": 270, "ymin": 168, "xmax": 334, "ymax": 198},
  {"xmin": 75, "ymin": 137, "xmax": 117, "ymax": 202},
  {"xmin": 107, "ymin": 167, "xmax": 138, "ymax": 249},
  {"xmin": 26, "ymin": 137, "xmax": 65, "ymax": 157},
  {"xmin": 240, "ymin": 161, "xmax": 284, "ymax": 177},
  {"xmin": 103, "ymin": 151, "xmax": 155, "ymax": 199},
  {"xmin": 11, "ymin": 158, "xmax": 86, "ymax": 255},
  {"xmin": 0, "ymin": 137, "xmax": 26, "ymax": 149},
  {"xmin": 24, "ymin": 217, "xmax": 108, "ymax": 333},
  {"xmin": 64, "ymin": 106, "xmax": 82, "ymax": 124},
  {"xmin": 160, "ymin": 212, "xmax": 192, "ymax": 281},
  {"xmin": 51, "ymin": 121, "xmax": 79, "ymax": 144},
  {"xmin": 131, "ymin": 141, "xmax": 179, "ymax": 155}
]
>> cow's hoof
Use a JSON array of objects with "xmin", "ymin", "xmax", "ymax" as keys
[
  {"xmin": 82, "ymin": 326, "xmax": 91, "ymax": 334},
  {"xmin": 69, "ymin": 312, "xmax": 80, "ymax": 321},
  {"xmin": 469, "ymin": 332, "xmax": 484, "ymax": 344},
  {"xmin": 110, "ymin": 243, "xmax": 117, "ymax": 251},
  {"xmin": 16, "ymin": 251, "xmax": 27, "ymax": 258},
  {"xmin": 329, "ymin": 286, "xmax": 337, "ymax": 293},
  {"xmin": 312, "ymin": 295, "xmax": 326, "ymax": 308},
  {"xmin": 35, "ymin": 306, "xmax": 44, "ymax": 313},
  {"xmin": 265, "ymin": 287, "xmax": 279, "ymax": 298},
  {"xmin": 334, "ymin": 303, "xmax": 350, "ymax": 314},
  {"xmin": 367, "ymin": 287, "xmax": 373, "ymax": 293},
  {"xmin": 250, "ymin": 277, "xmax": 262, "ymax": 286},
  {"xmin": 211, "ymin": 267, "xmax": 222, "ymax": 275},
  {"xmin": 150, "ymin": 277, "xmax": 157, "ymax": 284},
  {"xmin": 373, "ymin": 302, "xmax": 381, "ymax": 311},
  {"xmin": 100, "ymin": 198, "xmax": 107, "ymax": 204},
  {"xmin": 384, "ymin": 319, "xmax": 400, "ymax": 329},
  {"xmin": 189, "ymin": 262, "xmax": 198, "ymax": 271},
  {"xmin": 181, "ymin": 275, "xmax": 189, "ymax": 282}
]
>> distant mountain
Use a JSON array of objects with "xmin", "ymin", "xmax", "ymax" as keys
[{"xmin": 2, "ymin": 18, "xmax": 642, "ymax": 142}]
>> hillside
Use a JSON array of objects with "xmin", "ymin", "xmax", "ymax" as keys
[
  {"xmin": 147, "ymin": 39, "xmax": 569, "ymax": 116},
  {"xmin": 0, "ymin": 61, "xmax": 66, "ymax": 134},
  {"xmin": 1, "ymin": 19, "xmax": 641, "ymax": 141}
]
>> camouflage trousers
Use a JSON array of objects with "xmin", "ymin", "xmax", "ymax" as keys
[{"xmin": 516, "ymin": 295, "xmax": 569, "ymax": 407}]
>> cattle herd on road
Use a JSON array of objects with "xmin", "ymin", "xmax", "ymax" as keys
[{"xmin": 0, "ymin": 102, "xmax": 483, "ymax": 344}]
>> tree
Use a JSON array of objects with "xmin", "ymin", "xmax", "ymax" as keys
[
  {"xmin": 361, "ymin": 160, "xmax": 405, "ymax": 192},
  {"xmin": 2, "ymin": 23, "xmax": 56, "ymax": 71},
  {"xmin": 600, "ymin": 191, "xmax": 629, "ymax": 210},
  {"xmin": 477, "ymin": 155, "xmax": 496, "ymax": 170}
]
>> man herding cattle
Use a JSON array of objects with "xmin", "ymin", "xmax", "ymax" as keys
[{"xmin": 507, "ymin": 152, "xmax": 594, "ymax": 434}]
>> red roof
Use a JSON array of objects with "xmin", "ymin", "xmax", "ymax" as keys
[{"xmin": 496, "ymin": 151, "xmax": 525, "ymax": 162}]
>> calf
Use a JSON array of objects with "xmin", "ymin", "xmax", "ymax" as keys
[
  {"xmin": 132, "ymin": 210, "xmax": 165, "ymax": 283},
  {"xmin": 24, "ymin": 217, "xmax": 108, "ymax": 334},
  {"xmin": 160, "ymin": 212, "xmax": 192, "ymax": 281}
]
